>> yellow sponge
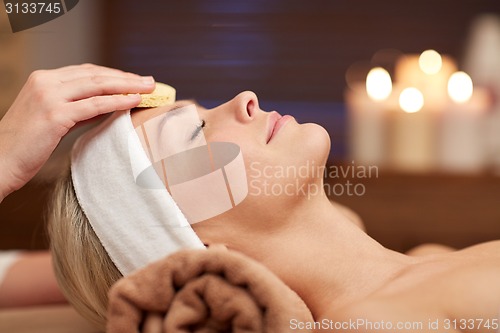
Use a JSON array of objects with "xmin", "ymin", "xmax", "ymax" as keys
[{"xmin": 136, "ymin": 82, "xmax": 176, "ymax": 107}]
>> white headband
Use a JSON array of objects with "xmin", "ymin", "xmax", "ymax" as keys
[{"xmin": 71, "ymin": 110, "xmax": 205, "ymax": 275}]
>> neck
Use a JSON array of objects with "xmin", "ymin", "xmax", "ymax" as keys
[{"xmin": 249, "ymin": 192, "xmax": 414, "ymax": 319}]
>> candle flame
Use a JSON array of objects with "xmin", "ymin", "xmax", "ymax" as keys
[
  {"xmin": 419, "ymin": 50, "xmax": 442, "ymax": 75},
  {"xmin": 399, "ymin": 87, "xmax": 424, "ymax": 113},
  {"xmin": 366, "ymin": 67, "xmax": 392, "ymax": 101},
  {"xmin": 447, "ymin": 71, "xmax": 473, "ymax": 103}
]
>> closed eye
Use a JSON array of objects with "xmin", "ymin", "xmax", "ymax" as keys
[{"xmin": 190, "ymin": 119, "xmax": 206, "ymax": 141}]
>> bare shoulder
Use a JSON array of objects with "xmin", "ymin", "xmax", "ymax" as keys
[
  {"xmin": 318, "ymin": 242, "xmax": 500, "ymax": 333},
  {"xmin": 408, "ymin": 240, "xmax": 500, "ymax": 257},
  {"xmin": 442, "ymin": 248, "xmax": 500, "ymax": 321},
  {"xmin": 458, "ymin": 239, "xmax": 500, "ymax": 257}
]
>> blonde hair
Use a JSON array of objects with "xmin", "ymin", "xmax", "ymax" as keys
[{"xmin": 47, "ymin": 165, "xmax": 122, "ymax": 331}]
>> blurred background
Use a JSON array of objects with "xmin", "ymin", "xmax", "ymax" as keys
[{"xmin": 1, "ymin": 0, "xmax": 500, "ymax": 252}]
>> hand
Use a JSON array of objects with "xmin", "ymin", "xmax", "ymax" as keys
[{"xmin": 0, "ymin": 63, "xmax": 156, "ymax": 201}]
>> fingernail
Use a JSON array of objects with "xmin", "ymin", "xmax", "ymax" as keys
[
  {"xmin": 142, "ymin": 76, "xmax": 155, "ymax": 85},
  {"xmin": 128, "ymin": 93, "xmax": 141, "ymax": 100}
]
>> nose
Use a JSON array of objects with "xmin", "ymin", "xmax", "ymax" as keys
[{"xmin": 231, "ymin": 91, "xmax": 259, "ymax": 123}]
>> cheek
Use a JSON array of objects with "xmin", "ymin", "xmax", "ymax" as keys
[
  {"xmin": 205, "ymin": 126, "xmax": 260, "ymax": 167},
  {"xmin": 204, "ymin": 123, "xmax": 246, "ymax": 144},
  {"xmin": 206, "ymin": 129, "xmax": 236, "ymax": 143},
  {"xmin": 202, "ymin": 122, "xmax": 330, "ymax": 208}
]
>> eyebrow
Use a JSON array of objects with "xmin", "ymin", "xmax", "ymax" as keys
[{"xmin": 166, "ymin": 99, "xmax": 203, "ymax": 113}]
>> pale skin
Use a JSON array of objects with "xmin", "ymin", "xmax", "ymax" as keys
[
  {"xmin": 0, "ymin": 76, "xmax": 363, "ymax": 308},
  {"xmin": 0, "ymin": 63, "xmax": 155, "ymax": 202},
  {"xmin": 132, "ymin": 91, "xmax": 500, "ymax": 333},
  {"xmin": 0, "ymin": 64, "xmax": 155, "ymax": 307},
  {"xmin": 2, "ymin": 75, "xmax": 498, "ymax": 329}
]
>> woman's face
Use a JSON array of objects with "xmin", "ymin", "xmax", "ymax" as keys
[{"xmin": 131, "ymin": 91, "xmax": 330, "ymax": 247}]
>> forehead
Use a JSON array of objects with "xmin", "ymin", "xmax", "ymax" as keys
[{"xmin": 131, "ymin": 99, "xmax": 203, "ymax": 128}]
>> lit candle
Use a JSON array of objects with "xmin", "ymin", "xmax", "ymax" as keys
[
  {"xmin": 395, "ymin": 50, "xmax": 458, "ymax": 111},
  {"xmin": 438, "ymin": 71, "xmax": 490, "ymax": 173},
  {"xmin": 346, "ymin": 67, "xmax": 394, "ymax": 166},
  {"xmin": 389, "ymin": 87, "xmax": 436, "ymax": 172}
]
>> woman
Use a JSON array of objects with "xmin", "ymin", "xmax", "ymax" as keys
[{"xmin": 49, "ymin": 91, "xmax": 500, "ymax": 332}]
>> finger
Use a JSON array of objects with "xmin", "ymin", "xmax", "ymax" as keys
[
  {"xmin": 66, "ymin": 94, "xmax": 142, "ymax": 122},
  {"xmin": 54, "ymin": 64, "xmax": 145, "ymax": 82},
  {"xmin": 55, "ymin": 63, "xmax": 133, "ymax": 76},
  {"xmin": 58, "ymin": 68, "xmax": 144, "ymax": 83},
  {"xmin": 70, "ymin": 114, "xmax": 109, "ymax": 130},
  {"xmin": 62, "ymin": 75, "xmax": 155, "ymax": 101}
]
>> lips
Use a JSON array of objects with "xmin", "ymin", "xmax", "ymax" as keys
[{"xmin": 267, "ymin": 111, "xmax": 293, "ymax": 143}]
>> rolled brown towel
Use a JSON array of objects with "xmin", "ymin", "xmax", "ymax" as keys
[{"xmin": 107, "ymin": 248, "xmax": 313, "ymax": 333}]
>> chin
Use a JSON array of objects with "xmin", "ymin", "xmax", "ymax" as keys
[
  {"xmin": 296, "ymin": 122, "xmax": 331, "ymax": 165},
  {"xmin": 275, "ymin": 122, "xmax": 331, "ymax": 185}
]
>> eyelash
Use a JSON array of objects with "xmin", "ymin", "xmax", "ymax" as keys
[{"xmin": 190, "ymin": 119, "xmax": 206, "ymax": 141}]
